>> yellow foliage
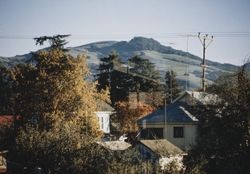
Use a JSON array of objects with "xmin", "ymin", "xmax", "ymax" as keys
[{"xmin": 10, "ymin": 49, "xmax": 108, "ymax": 137}]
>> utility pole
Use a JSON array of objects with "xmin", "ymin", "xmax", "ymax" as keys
[
  {"xmin": 170, "ymin": 70, "xmax": 173, "ymax": 103},
  {"xmin": 198, "ymin": 33, "xmax": 213, "ymax": 92}
]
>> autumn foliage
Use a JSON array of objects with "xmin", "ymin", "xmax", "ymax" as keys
[{"xmin": 114, "ymin": 101, "xmax": 155, "ymax": 134}]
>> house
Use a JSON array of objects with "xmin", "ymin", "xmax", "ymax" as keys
[
  {"xmin": 95, "ymin": 101, "xmax": 114, "ymax": 134},
  {"xmin": 97, "ymin": 141, "xmax": 132, "ymax": 151},
  {"xmin": 136, "ymin": 139, "xmax": 186, "ymax": 171},
  {"xmin": 137, "ymin": 91, "xmax": 217, "ymax": 150}
]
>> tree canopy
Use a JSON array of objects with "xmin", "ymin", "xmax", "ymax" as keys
[
  {"xmin": 165, "ymin": 70, "xmax": 181, "ymax": 103},
  {"xmin": 185, "ymin": 65, "xmax": 250, "ymax": 174},
  {"xmin": 96, "ymin": 52, "xmax": 128, "ymax": 105},
  {"xmin": 0, "ymin": 35, "xmax": 110, "ymax": 173}
]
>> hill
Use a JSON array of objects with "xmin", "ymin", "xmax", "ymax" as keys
[{"xmin": 0, "ymin": 36, "xmax": 241, "ymax": 89}]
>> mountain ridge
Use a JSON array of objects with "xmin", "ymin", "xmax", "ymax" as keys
[{"xmin": 0, "ymin": 36, "xmax": 241, "ymax": 89}]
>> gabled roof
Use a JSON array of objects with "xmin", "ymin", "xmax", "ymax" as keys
[
  {"xmin": 173, "ymin": 91, "xmax": 219, "ymax": 105},
  {"xmin": 139, "ymin": 139, "xmax": 184, "ymax": 156},
  {"xmin": 137, "ymin": 91, "xmax": 218, "ymax": 125},
  {"xmin": 96, "ymin": 101, "xmax": 114, "ymax": 112},
  {"xmin": 97, "ymin": 141, "xmax": 131, "ymax": 151},
  {"xmin": 137, "ymin": 100, "xmax": 198, "ymax": 125}
]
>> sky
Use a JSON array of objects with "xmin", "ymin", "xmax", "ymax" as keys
[{"xmin": 0, "ymin": 0, "xmax": 250, "ymax": 65}]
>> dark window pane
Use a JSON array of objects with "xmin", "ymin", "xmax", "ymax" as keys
[
  {"xmin": 141, "ymin": 128, "xmax": 163, "ymax": 139},
  {"xmin": 174, "ymin": 127, "xmax": 184, "ymax": 138}
]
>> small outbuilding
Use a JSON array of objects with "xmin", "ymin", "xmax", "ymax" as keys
[
  {"xmin": 136, "ymin": 139, "xmax": 186, "ymax": 171},
  {"xmin": 95, "ymin": 101, "xmax": 114, "ymax": 134},
  {"xmin": 97, "ymin": 141, "xmax": 132, "ymax": 151}
]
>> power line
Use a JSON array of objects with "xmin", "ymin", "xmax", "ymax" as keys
[{"xmin": 1, "ymin": 32, "xmax": 250, "ymax": 40}]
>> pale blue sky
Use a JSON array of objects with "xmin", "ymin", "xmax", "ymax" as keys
[{"xmin": 0, "ymin": 0, "xmax": 250, "ymax": 65}]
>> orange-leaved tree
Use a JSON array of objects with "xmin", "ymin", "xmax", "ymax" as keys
[{"xmin": 114, "ymin": 101, "xmax": 155, "ymax": 134}]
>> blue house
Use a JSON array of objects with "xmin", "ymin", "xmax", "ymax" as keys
[{"xmin": 137, "ymin": 91, "xmax": 217, "ymax": 150}]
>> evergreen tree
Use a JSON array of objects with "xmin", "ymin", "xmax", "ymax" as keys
[
  {"xmin": 34, "ymin": 34, "xmax": 70, "ymax": 51},
  {"xmin": 0, "ymin": 66, "xmax": 13, "ymax": 114},
  {"xmin": 128, "ymin": 55, "xmax": 161, "ymax": 103},
  {"xmin": 165, "ymin": 70, "xmax": 181, "ymax": 103},
  {"xmin": 185, "ymin": 65, "xmax": 250, "ymax": 174},
  {"xmin": 96, "ymin": 52, "xmax": 128, "ymax": 105}
]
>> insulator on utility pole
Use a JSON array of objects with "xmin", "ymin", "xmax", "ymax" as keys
[{"xmin": 198, "ymin": 33, "xmax": 213, "ymax": 92}]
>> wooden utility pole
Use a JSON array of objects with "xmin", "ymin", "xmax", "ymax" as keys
[{"xmin": 198, "ymin": 33, "xmax": 213, "ymax": 92}]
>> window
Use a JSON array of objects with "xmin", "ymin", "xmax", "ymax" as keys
[
  {"xmin": 174, "ymin": 127, "xmax": 184, "ymax": 138},
  {"xmin": 141, "ymin": 128, "xmax": 163, "ymax": 139}
]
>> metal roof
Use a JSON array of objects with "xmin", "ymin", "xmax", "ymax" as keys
[
  {"xmin": 139, "ymin": 139, "xmax": 184, "ymax": 156},
  {"xmin": 97, "ymin": 141, "xmax": 131, "ymax": 151},
  {"xmin": 137, "ymin": 101, "xmax": 198, "ymax": 125},
  {"xmin": 137, "ymin": 91, "xmax": 219, "ymax": 125}
]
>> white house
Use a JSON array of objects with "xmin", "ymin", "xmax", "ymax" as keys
[
  {"xmin": 137, "ymin": 91, "xmax": 217, "ymax": 151},
  {"xmin": 95, "ymin": 101, "xmax": 114, "ymax": 134}
]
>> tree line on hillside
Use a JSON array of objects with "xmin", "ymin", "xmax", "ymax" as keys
[{"xmin": 95, "ymin": 52, "xmax": 181, "ymax": 106}]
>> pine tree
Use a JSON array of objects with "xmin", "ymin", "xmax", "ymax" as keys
[
  {"xmin": 96, "ymin": 52, "xmax": 128, "ymax": 105},
  {"xmin": 128, "ymin": 56, "xmax": 161, "ymax": 103},
  {"xmin": 165, "ymin": 70, "xmax": 180, "ymax": 103},
  {"xmin": 34, "ymin": 34, "xmax": 70, "ymax": 51},
  {"xmin": 185, "ymin": 65, "xmax": 250, "ymax": 174}
]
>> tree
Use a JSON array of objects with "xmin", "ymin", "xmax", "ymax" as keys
[
  {"xmin": 165, "ymin": 70, "xmax": 181, "ymax": 104},
  {"xmin": 2, "ymin": 35, "xmax": 109, "ymax": 173},
  {"xmin": 113, "ymin": 101, "xmax": 155, "ymax": 139},
  {"xmin": 34, "ymin": 34, "xmax": 70, "ymax": 51},
  {"xmin": 96, "ymin": 52, "xmax": 129, "ymax": 105},
  {"xmin": 128, "ymin": 56, "xmax": 161, "ymax": 104},
  {"xmin": 185, "ymin": 64, "xmax": 250, "ymax": 174},
  {"xmin": 0, "ymin": 66, "xmax": 13, "ymax": 114}
]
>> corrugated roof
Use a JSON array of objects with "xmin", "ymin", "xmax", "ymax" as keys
[
  {"xmin": 139, "ymin": 139, "xmax": 184, "ymax": 156},
  {"xmin": 97, "ymin": 141, "xmax": 131, "ymax": 151},
  {"xmin": 137, "ymin": 91, "xmax": 218, "ymax": 125},
  {"xmin": 173, "ymin": 91, "xmax": 219, "ymax": 105},
  {"xmin": 137, "ymin": 101, "xmax": 198, "ymax": 125}
]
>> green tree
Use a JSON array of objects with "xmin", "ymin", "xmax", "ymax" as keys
[
  {"xmin": 128, "ymin": 55, "xmax": 161, "ymax": 104},
  {"xmin": 96, "ymin": 52, "xmax": 129, "ymax": 105},
  {"xmin": 185, "ymin": 64, "xmax": 250, "ymax": 174},
  {"xmin": 165, "ymin": 70, "xmax": 181, "ymax": 104},
  {"xmin": 34, "ymin": 34, "xmax": 70, "ymax": 51},
  {"xmin": 0, "ymin": 66, "xmax": 13, "ymax": 114}
]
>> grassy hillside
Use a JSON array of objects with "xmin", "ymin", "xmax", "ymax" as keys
[{"xmin": 0, "ymin": 37, "xmax": 240, "ymax": 89}]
